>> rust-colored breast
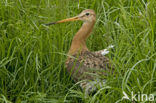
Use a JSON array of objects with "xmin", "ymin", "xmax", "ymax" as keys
[{"xmin": 65, "ymin": 51, "xmax": 114, "ymax": 82}]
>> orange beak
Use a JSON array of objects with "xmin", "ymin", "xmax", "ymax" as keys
[{"xmin": 45, "ymin": 16, "xmax": 79, "ymax": 26}]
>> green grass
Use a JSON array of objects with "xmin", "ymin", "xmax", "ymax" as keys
[{"xmin": 0, "ymin": 0, "xmax": 156, "ymax": 103}]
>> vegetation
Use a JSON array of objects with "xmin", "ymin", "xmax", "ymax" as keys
[{"xmin": 0, "ymin": 0, "xmax": 155, "ymax": 102}]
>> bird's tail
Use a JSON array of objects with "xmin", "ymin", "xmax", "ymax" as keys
[{"xmin": 79, "ymin": 79, "xmax": 106, "ymax": 96}]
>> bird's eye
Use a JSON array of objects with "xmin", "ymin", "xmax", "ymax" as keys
[{"xmin": 85, "ymin": 13, "xmax": 90, "ymax": 16}]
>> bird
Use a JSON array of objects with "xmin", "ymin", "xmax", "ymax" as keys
[{"xmin": 45, "ymin": 9, "xmax": 114, "ymax": 95}]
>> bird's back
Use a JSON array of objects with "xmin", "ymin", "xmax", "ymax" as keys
[{"xmin": 66, "ymin": 51, "xmax": 114, "ymax": 82}]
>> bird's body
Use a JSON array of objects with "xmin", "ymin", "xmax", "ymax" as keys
[
  {"xmin": 45, "ymin": 9, "xmax": 114, "ymax": 94},
  {"xmin": 66, "ymin": 51, "xmax": 112, "ymax": 82}
]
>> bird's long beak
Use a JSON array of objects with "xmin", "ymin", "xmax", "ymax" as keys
[{"xmin": 45, "ymin": 16, "xmax": 79, "ymax": 26}]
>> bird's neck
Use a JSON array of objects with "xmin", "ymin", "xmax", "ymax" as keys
[{"xmin": 68, "ymin": 21, "xmax": 95, "ymax": 55}]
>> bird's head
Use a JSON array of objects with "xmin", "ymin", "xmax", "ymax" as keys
[
  {"xmin": 45, "ymin": 9, "xmax": 96, "ymax": 25},
  {"xmin": 77, "ymin": 9, "xmax": 96, "ymax": 22}
]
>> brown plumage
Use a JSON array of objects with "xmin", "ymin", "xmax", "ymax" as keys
[
  {"xmin": 66, "ymin": 51, "xmax": 112, "ymax": 82},
  {"xmin": 45, "ymin": 9, "xmax": 114, "ymax": 94}
]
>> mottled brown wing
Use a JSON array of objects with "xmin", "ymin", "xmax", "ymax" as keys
[{"xmin": 65, "ymin": 51, "xmax": 114, "ymax": 82}]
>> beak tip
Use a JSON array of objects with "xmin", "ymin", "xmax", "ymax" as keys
[{"xmin": 44, "ymin": 22, "xmax": 56, "ymax": 26}]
